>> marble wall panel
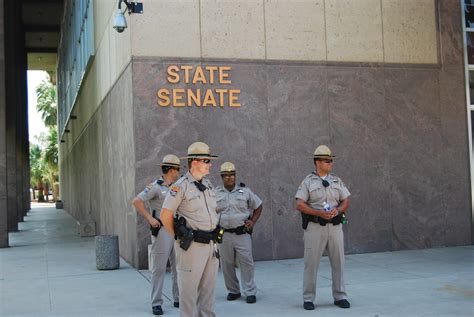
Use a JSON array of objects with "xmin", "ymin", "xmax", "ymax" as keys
[
  {"xmin": 384, "ymin": 68, "xmax": 445, "ymax": 250},
  {"xmin": 327, "ymin": 66, "xmax": 391, "ymax": 252},
  {"xmin": 266, "ymin": 64, "xmax": 328, "ymax": 259},
  {"xmin": 438, "ymin": 0, "xmax": 464, "ymax": 66},
  {"xmin": 437, "ymin": 1, "xmax": 471, "ymax": 245},
  {"xmin": 439, "ymin": 66, "xmax": 471, "ymax": 246},
  {"xmin": 130, "ymin": 56, "xmax": 471, "ymax": 264},
  {"xmin": 133, "ymin": 60, "xmax": 273, "ymax": 262}
]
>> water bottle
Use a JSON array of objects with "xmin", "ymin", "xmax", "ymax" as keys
[{"xmin": 323, "ymin": 201, "xmax": 331, "ymax": 212}]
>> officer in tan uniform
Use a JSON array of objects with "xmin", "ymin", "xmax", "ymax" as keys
[
  {"xmin": 216, "ymin": 162, "xmax": 263, "ymax": 304},
  {"xmin": 160, "ymin": 142, "xmax": 220, "ymax": 317},
  {"xmin": 295, "ymin": 145, "xmax": 351, "ymax": 310},
  {"xmin": 132, "ymin": 154, "xmax": 181, "ymax": 315}
]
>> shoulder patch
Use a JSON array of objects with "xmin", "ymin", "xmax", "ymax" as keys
[
  {"xmin": 146, "ymin": 183, "xmax": 154, "ymax": 190},
  {"xmin": 169, "ymin": 185, "xmax": 180, "ymax": 197},
  {"xmin": 170, "ymin": 185, "xmax": 180, "ymax": 193}
]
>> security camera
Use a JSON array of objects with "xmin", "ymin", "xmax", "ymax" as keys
[
  {"xmin": 113, "ymin": 1, "xmax": 143, "ymax": 33},
  {"xmin": 113, "ymin": 9, "xmax": 127, "ymax": 33}
]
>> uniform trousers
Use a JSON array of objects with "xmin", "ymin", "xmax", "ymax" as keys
[
  {"xmin": 175, "ymin": 240, "xmax": 219, "ymax": 317},
  {"xmin": 303, "ymin": 222, "xmax": 347, "ymax": 303},
  {"xmin": 151, "ymin": 230, "xmax": 179, "ymax": 306},
  {"xmin": 219, "ymin": 232, "xmax": 256, "ymax": 296}
]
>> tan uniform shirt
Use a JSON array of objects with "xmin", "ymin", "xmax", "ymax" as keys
[
  {"xmin": 137, "ymin": 177, "xmax": 168, "ymax": 212},
  {"xmin": 295, "ymin": 172, "xmax": 350, "ymax": 209},
  {"xmin": 162, "ymin": 171, "xmax": 218, "ymax": 231},
  {"xmin": 216, "ymin": 185, "xmax": 262, "ymax": 229}
]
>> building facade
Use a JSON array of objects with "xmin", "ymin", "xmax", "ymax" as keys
[{"xmin": 55, "ymin": 0, "xmax": 471, "ymax": 269}]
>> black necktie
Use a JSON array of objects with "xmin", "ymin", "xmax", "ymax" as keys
[{"xmin": 193, "ymin": 181, "xmax": 207, "ymax": 192}]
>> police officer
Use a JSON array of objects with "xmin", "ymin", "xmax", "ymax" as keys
[
  {"xmin": 295, "ymin": 145, "xmax": 351, "ymax": 310},
  {"xmin": 132, "ymin": 154, "xmax": 181, "ymax": 315},
  {"xmin": 160, "ymin": 142, "xmax": 220, "ymax": 317},
  {"xmin": 216, "ymin": 162, "xmax": 263, "ymax": 304}
]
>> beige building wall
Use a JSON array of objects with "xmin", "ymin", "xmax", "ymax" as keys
[
  {"xmin": 131, "ymin": 0, "xmax": 438, "ymax": 64},
  {"xmin": 60, "ymin": 0, "xmax": 132, "ymax": 154}
]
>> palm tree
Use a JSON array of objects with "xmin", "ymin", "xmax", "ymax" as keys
[
  {"xmin": 31, "ymin": 76, "xmax": 60, "ymax": 202},
  {"xmin": 35, "ymin": 80, "xmax": 57, "ymax": 127},
  {"xmin": 29, "ymin": 144, "xmax": 45, "ymax": 202},
  {"xmin": 43, "ymin": 127, "xmax": 59, "ymax": 200}
]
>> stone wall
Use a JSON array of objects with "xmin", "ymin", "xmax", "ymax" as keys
[{"xmin": 60, "ymin": 64, "xmax": 137, "ymax": 265}]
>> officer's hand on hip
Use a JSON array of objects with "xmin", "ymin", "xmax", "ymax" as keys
[{"xmin": 244, "ymin": 219, "xmax": 254, "ymax": 229}]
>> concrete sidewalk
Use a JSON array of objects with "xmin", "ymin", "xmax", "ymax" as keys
[{"xmin": 1, "ymin": 204, "xmax": 472, "ymax": 317}]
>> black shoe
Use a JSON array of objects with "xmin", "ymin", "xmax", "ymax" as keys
[
  {"xmin": 246, "ymin": 295, "xmax": 256, "ymax": 304},
  {"xmin": 227, "ymin": 293, "xmax": 241, "ymax": 301},
  {"xmin": 173, "ymin": 302, "xmax": 179, "ymax": 308},
  {"xmin": 303, "ymin": 302, "xmax": 315, "ymax": 310},
  {"xmin": 334, "ymin": 299, "xmax": 350, "ymax": 309},
  {"xmin": 152, "ymin": 305, "xmax": 163, "ymax": 315}
]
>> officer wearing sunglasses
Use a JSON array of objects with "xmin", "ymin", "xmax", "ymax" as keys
[
  {"xmin": 132, "ymin": 154, "xmax": 181, "ymax": 315},
  {"xmin": 295, "ymin": 145, "xmax": 351, "ymax": 311},
  {"xmin": 160, "ymin": 142, "xmax": 220, "ymax": 317}
]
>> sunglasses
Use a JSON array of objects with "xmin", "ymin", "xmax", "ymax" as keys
[
  {"xmin": 195, "ymin": 159, "xmax": 211, "ymax": 164},
  {"xmin": 319, "ymin": 159, "xmax": 333, "ymax": 164},
  {"xmin": 172, "ymin": 167, "xmax": 180, "ymax": 172}
]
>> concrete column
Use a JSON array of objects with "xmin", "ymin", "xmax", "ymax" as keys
[
  {"xmin": 16, "ymin": 20, "xmax": 27, "ymax": 222},
  {"xmin": 4, "ymin": 0, "xmax": 19, "ymax": 232},
  {"xmin": 0, "ymin": 0, "xmax": 8, "ymax": 248}
]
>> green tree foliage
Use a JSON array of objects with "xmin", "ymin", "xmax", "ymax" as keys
[
  {"xmin": 30, "ymin": 77, "xmax": 59, "ymax": 201},
  {"xmin": 29, "ymin": 144, "xmax": 45, "ymax": 201},
  {"xmin": 35, "ymin": 80, "xmax": 57, "ymax": 127}
]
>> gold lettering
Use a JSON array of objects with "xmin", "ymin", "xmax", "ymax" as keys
[
  {"xmin": 192, "ymin": 66, "xmax": 207, "ymax": 84},
  {"xmin": 157, "ymin": 89, "xmax": 171, "ymax": 107},
  {"xmin": 188, "ymin": 89, "xmax": 201, "ymax": 107},
  {"xmin": 202, "ymin": 89, "xmax": 217, "ymax": 107},
  {"xmin": 181, "ymin": 65, "xmax": 193, "ymax": 84},
  {"xmin": 229, "ymin": 89, "xmax": 241, "ymax": 107},
  {"xmin": 219, "ymin": 66, "xmax": 232, "ymax": 84},
  {"xmin": 205, "ymin": 66, "xmax": 218, "ymax": 84},
  {"xmin": 167, "ymin": 65, "xmax": 180, "ymax": 84},
  {"xmin": 173, "ymin": 89, "xmax": 185, "ymax": 107},
  {"xmin": 215, "ymin": 89, "xmax": 227, "ymax": 107}
]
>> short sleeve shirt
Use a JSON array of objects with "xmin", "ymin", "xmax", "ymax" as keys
[
  {"xmin": 162, "ymin": 171, "xmax": 218, "ymax": 231},
  {"xmin": 137, "ymin": 177, "xmax": 169, "ymax": 214},
  {"xmin": 295, "ymin": 173, "xmax": 350, "ymax": 210},
  {"xmin": 215, "ymin": 184, "xmax": 262, "ymax": 229}
]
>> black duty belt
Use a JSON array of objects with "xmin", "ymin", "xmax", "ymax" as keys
[
  {"xmin": 308, "ymin": 214, "xmax": 343, "ymax": 226},
  {"xmin": 193, "ymin": 228, "xmax": 219, "ymax": 244},
  {"xmin": 224, "ymin": 225, "xmax": 249, "ymax": 235}
]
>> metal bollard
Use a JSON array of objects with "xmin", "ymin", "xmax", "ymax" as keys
[{"xmin": 95, "ymin": 235, "xmax": 120, "ymax": 270}]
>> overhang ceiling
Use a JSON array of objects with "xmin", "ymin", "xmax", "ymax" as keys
[{"xmin": 22, "ymin": 0, "xmax": 64, "ymax": 71}]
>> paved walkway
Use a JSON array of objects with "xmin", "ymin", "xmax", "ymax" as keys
[{"xmin": 1, "ymin": 204, "xmax": 473, "ymax": 316}]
